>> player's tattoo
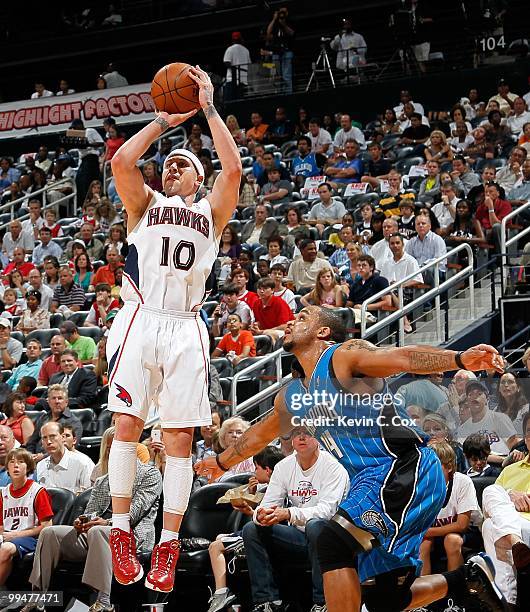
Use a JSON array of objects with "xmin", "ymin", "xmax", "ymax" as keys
[
  {"xmin": 154, "ymin": 116, "xmax": 169, "ymax": 132},
  {"xmin": 343, "ymin": 339, "xmax": 377, "ymax": 352},
  {"xmin": 409, "ymin": 351, "xmax": 455, "ymax": 372},
  {"xmin": 204, "ymin": 103, "xmax": 218, "ymax": 120}
]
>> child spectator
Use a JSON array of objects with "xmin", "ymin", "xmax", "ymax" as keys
[
  {"xmin": 0, "ymin": 448, "xmax": 54, "ymax": 586},
  {"xmin": 462, "ymin": 433, "xmax": 501, "ymax": 478},
  {"xmin": 1, "ymin": 289, "xmax": 22, "ymax": 317},
  {"xmin": 269, "ymin": 264, "xmax": 296, "ymax": 312},
  {"xmin": 419, "ymin": 441, "xmax": 480, "ymax": 575},
  {"xmin": 211, "ymin": 314, "xmax": 256, "ymax": 366},
  {"xmin": 206, "ymin": 446, "xmax": 284, "ymax": 612}
]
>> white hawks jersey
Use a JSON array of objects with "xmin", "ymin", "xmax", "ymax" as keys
[
  {"xmin": 1, "ymin": 480, "xmax": 44, "ymax": 531},
  {"xmin": 121, "ymin": 191, "xmax": 219, "ymax": 311}
]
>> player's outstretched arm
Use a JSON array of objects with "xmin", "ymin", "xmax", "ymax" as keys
[
  {"xmin": 189, "ymin": 66, "xmax": 242, "ymax": 234},
  {"xmin": 111, "ymin": 109, "xmax": 197, "ymax": 227},
  {"xmin": 337, "ymin": 339, "xmax": 504, "ymax": 378},
  {"xmin": 195, "ymin": 392, "xmax": 288, "ymax": 482}
]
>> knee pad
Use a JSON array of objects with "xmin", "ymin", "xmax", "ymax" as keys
[
  {"xmin": 316, "ymin": 510, "xmax": 379, "ymax": 573},
  {"xmin": 362, "ymin": 567, "xmax": 415, "ymax": 612}
]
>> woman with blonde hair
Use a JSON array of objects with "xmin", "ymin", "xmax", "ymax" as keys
[
  {"xmin": 424, "ymin": 130, "xmax": 453, "ymax": 163},
  {"xmin": 92, "ymin": 424, "xmax": 149, "ymax": 482},
  {"xmin": 301, "ymin": 268, "xmax": 345, "ymax": 308},
  {"xmin": 225, "ymin": 115, "xmax": 247, "ymax": 146},
  {"xmin": 215, "ymin": 417, "xmax": 254, "ymax": 480}
]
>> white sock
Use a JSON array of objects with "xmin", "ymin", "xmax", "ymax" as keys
[
  {"xmin": 215, "ymin": 587, "xmax": 228, "ymax": 595},
  {"xmin": 112, "ymin": 513, "xmax": 130, "ymax": 532},
  {"xmin": 163, "ymin": 456, "xmax": 193, "ymax": 515},
  {"xmin": 97, "ymin": 591, "xmax": 111, "ymax": 607},
  {"xmin": 159, "ymin": 528, "xmax": 179, "ymax": 544},
  {"xmin": 108, "ymin": 439, "xmax": 138, "ymax": 498}
]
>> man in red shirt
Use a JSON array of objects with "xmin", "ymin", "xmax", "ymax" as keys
[
  {"xmin": 211, "ymin": 314, "xmax": 256, "ymax": 366},
  {"xmin": 2, "ymin": 247, "xmax": 36, "ymax": 284},
  {"xmin": 251, "ymin": 278, "xmax": 294, "ymax": 343},
  {"xmin": 231, "ymin": 267, "xmax": 259, "ymax": 309},
  {"xmin": 37, "ymin": 335, "xmax": 66, "ymax": 386},
  {"xmin": 475, "ymin": 181, "xmax": 512, "ymax": 254},
  {"xmin": 92, "ymin": 246, "xmax": 124, "ymax": 286}
]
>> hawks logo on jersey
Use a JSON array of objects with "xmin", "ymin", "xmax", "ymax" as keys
[{"xmin": 147, "ymin": 206, "xmax": 210, "ymax": 238}]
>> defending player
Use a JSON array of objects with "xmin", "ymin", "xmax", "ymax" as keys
[
  {"xmin": 107, "ymin": 65, "xmax": 241, "ymax": 592},
  {"xmin": 196, "ymin": 306, "xmax": 508, "ymax": 612}
]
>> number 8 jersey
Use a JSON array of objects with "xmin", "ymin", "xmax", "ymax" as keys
[{"xmin": 121, "ymin": 191, "xmax": 220, "ymax": 311}]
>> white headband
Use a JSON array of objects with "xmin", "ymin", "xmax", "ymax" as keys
[{"xmin": 165, "ymin": 148, "xmax": 205, "ymax": 191}]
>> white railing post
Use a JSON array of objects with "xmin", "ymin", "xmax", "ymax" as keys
[{"xmin": 501, "ymin": 200, "xmax": 530, "ymax": 286}]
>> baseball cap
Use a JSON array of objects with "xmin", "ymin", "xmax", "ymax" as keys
[
  {"xmin": 232, "ymin": 31, "xmax": 242, "ymax": 42},
  {"xmin": 0, "ymin": 318, "xmax": 12, "ymax": 329},
  {"xmin": 465, "ymin": 380, "xmax": 489, "ymax": 396},
  {"xmin": 106, "ymin": 309, "xmax": 119, "ymax": 323}
]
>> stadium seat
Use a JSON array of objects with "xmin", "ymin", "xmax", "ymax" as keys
[
  {"xmin": 52, "ymin": 237, "xmax": 70, "ymax": 249},
  {"xmin": 49, "ymin": 313, "xmax": 65, "ymax": 328},
  {"xmin": 9, "ymin": 331, "xmax": 25, "ymax": 346},
  {"xmin": 31, "ymin": 387, "xmax": 48, "ymax": 398},
  {"xmin": 254, "ymin": 334, "xmax": 273, "ymax": 355},
  {"xmin": 68, "ymin": 311, "xmax": 90, "ymax": 327},
  {"xmin": 211, "ymin": 358, "xmax": 232, "ymax": 378},
  {"xmin": 77, "ymin": 436, "xmax": 102, "ymax": 463},
  {"xmin": 202, "ymin": 301, "xmax": 219, "ymax": 316},
  {"xmin": 395, "ymin": 156, "xmax": 425, "ymax": 175},
  {"xmin": 57, "ymin": 217, "xmax": 81, "ymax": 227},
  {"xmin": 396, "ymin": 145, "xmax": 416, "ymax": 159},
  {"xmin": 48, "ymin": 487, "xmax": 76, "ymax": 525},
  {"xmin": 95, "ymin": 407, "xmax": 112, "ymax": 435},
  {"xmin": 26, "ymin": 328, "xmax": 61, "ymax": 349},
  {"xmin": 67, "ymin": 487, "xmax": 93, "ymax": 523},
  {"xmin": 78, "ymin": 326, "xmax": 103, "ymax": 343},
  {"xmin": 70, "ymin": 407, "xmax": 96, "ymax": 435},
  {"xmin": 1, "ymin": 370, "xmax": 12, "ymax": 382}
]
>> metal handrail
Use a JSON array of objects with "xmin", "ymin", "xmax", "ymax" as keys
[
  {"xmin": 0, "ymin": 185, "xmax": 77, "ymax": 232},
  {"xmin": 0, "ymin": 178, "xmax": 71, "ymax": 217},
  {"xmin": 361, "ymin": 243, "xmax": 474, "ymax": 345},
  {"xmin": 500, "ymin": 200, "xmax": 530, "ymax": 286},
  {"xmin": 231, "ymin": 347, "xmax": 284, "ymax": 414}
]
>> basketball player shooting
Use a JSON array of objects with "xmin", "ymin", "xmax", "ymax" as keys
[
  {"xmin": 196, "ymin": 307, "xmax": 508, "ymax": 612},
  {"xmin": 106, "ymin": 65, "xmax": 242, "ymax": 592}
]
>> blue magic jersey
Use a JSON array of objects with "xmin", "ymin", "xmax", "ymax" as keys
[
  {"xmin": 284, "ymin": 343, "xmax": 429, "ymax": 478},
  {"xmin": 284, "ymin": 343, "xmax": 445, "ymax": 580}
]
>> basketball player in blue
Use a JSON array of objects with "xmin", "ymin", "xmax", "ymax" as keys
[
  {"xmin": 196, "ymin": 306, "xmax": 508, "ymax": 612},
  {"xmin": 107, "ymin": 66, "xmax": 242, "ymax": 593}
]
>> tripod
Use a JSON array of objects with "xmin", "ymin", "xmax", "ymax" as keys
[{"xmin": 306, "ymin": 40, "xmax": 336, "ymax": 91}]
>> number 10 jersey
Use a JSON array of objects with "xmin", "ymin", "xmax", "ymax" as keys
[{"xmin": 121, "ymin": 191, "xmax": 219, "ymax": 311}]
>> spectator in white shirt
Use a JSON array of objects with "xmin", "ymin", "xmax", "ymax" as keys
[
  {"xmin": 306, "ymin": 118, "xmax": 332, "ymax": 155},
  {"xmin": 270, "ymin": 264, "xmax": 296, "ymax": 311},
  {"xmin": 27, "ymin": 269, "xmax": 54, "ymax": 311},
  {"xmin": 370, "ymin": 217, "xmax": 399, "ymax": 270},
  {"xmin": 431, "ymin": 181, "xmax": 458, "ymax": 233},
  {"xmin": 242, "ymin": 427, "xmax": 349, "ymax": 611},
  {"xmin": 3, "ymin": 219, "xmax": 34, "ymax": 257},
  {"xmin": 36, "ymin": 421, "xmax": 93, "ymax": 493},
  {"xmin": 506, "ymin": 97, "xmax": 530, "ymax": 136},
  {"xmin": 330, "ymin": 17, "xmax": 367, "ymax": 70},
  {"xmin": 333, "ymin": 113, "xmax": 366, "ymax": 151},
  {"xmin": 405, "ymin": 214, "xmax": 447, "ymax": 287},
  {"xmin": 55, "ymin": 79, "xmax": 75, "ymax": 96},
  {"xmin": 31, "ymin": 82, "xmax": 53, "ymax": 99},
  {"xmin": 307, "ymin": 183, "xmax": 347, "ymax": 236},
  {"xmin": 393, "ymin": 90, "xmax": 425, "ymax": 118},
  {"xmin": 223, "ymin": 31, "xmax": 251, "ymax": 87},
  {"xmin": 185, "ymin": 124, "xmax": 213, "ymax": 152}
]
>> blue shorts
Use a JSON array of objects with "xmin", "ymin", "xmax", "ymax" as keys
[
  {"xmin": 340, "ymin": 446, "xmax": 446, "ymax": 581},
  {"xmin": 10, "ymin": 536, "xmax": 38, "ymax": 557}
]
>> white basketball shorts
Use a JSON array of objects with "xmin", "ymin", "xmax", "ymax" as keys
[{"xmin": 106, "ymin": 302, "xmax": 212, "ymax": 428}]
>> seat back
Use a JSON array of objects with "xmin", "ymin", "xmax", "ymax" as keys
[
  {"xmin": 180, "ymin": 483, "xmax": 238, "ymax": 541},
  {"xmin": 26, "ymin": 328, "xmax": 61, "ymax": 349},
  {"xmin": 70, "ymin": 408, "xmax": 96, "ymax": 435},
  {"xmin": 68, "ymin": 311, "xmax": 89, "ymax": 327},
  {"xmin": 47, "ymin": 487, "xmax": 76, "ymax": 525},
  {"xmin": 254, "ymin": 334, "xmax": 273, "ymax": 356},
  {"xmin": 26, "ymin": 409, "xmax": 46, "ymax": 424},
  {"xmin": 78, "ymin": 327, "xmax": 103, "ymax": 343},
  {"xmin": 68, "ymin": 487, "xmax": 93, "ymax": 523},
  {"xmin": 471, "ymin": 476, "xmax": 497, "ymax": 507}
]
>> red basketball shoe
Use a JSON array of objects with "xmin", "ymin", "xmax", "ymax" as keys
[
  {"xmin": 109, "ymin": 528, "xmax": 144, "ymax": 585},
  {"xmin": 145, "ymin": 539, "xmax": 180, "ymax": 592}
]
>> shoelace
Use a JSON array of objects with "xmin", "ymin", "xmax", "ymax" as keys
[
  {"xmin": 443, "ymin": 599, "xmax": 464, "ymax": 612},
  {"xmin": 154, "ymin": 544, "xmax": 176, "ymax": 571}
]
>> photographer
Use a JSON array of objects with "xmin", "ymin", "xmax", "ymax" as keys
[
  {"xmin": 266, "ymin": 6, "xmax": 295, "ymax": 94},
  {"xmin": 330, "ymin": 17, "xmax": 367, "ymax": 72}
]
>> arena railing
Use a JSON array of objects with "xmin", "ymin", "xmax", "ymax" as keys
[
  {"xmin": 360, "ymin": 243, "xmax": 475, "ymax": 345},
  {"xmin": 0, "ymin": 179, "xmax": 77, "ymax": 231},
  {"xmin": 500, "ymin": 200, "xmax": 530, "ymax": 289}
]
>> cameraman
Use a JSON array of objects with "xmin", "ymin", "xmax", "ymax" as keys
[
  {"xmin": 330, "ymin": 17, "xmax": 367, "ymax": 72},
  {"xmin": 266, "ymin": 6, "xmax": 295, "ymax": 94}
]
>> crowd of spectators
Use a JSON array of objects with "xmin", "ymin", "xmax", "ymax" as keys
[{"xmin": 1, "ymin": 75, "xmax": 530, "ymax": 610}]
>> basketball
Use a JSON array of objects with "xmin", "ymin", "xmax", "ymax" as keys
[{"xmin": 150, "ymin": 62, "xmax": 200, "ymax": 114}]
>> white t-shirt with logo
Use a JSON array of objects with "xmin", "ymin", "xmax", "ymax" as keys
[
  {"xmin": 457, "ymin": 409, "xmax": 517, "ymax": 455},
  {"xmin": 434, "ymin": 472, "xmax": 481, "ymax": 528},
  {"xmin": 254, "ymin": 450, "xmax": 349, "ymax": 531}
]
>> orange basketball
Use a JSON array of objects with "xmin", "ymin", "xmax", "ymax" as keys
[{"xmin": 150, "ymin": 62, "xmax": 200, "ymax": 114}]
